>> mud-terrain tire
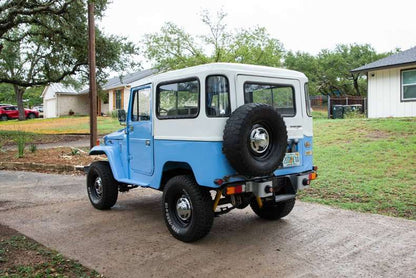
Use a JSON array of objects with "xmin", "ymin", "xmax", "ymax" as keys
[
  {"xmin": 87, "ymin": 161, "xmax": 118, "ymax": 210},
  {"xmin": 162, "ymin": 175, "xmax": 214, "ymax": 242},
  {"xmin": 223, "ymin": 103, "xmax": 287, "ymax": 176},
  {"xmin": 250, "ymin": 198, "xmax": 296, "ymax": 220}
]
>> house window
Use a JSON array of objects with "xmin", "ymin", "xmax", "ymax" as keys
[
  {"xmin": 206, "ymin": 75, "xmax": 230, "ymax": 117},
  {"xmin": 402, "ymin": 69, "xmax": 416, "ymax": 101},
  {"xmin": 115, "ymin": 90, "xmax": 122, "ymax": 109},
  {"xmin": 244, "ymin": 83, "xmax": 296, "ymax": 116},
  {"xmin": 156, "ymin": 79, "xmax": 199, "ymax": 119}
]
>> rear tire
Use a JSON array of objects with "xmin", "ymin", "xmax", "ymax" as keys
[
  {"xmin": 162, "ymin": 175, "xmax": 214, "ymax": 242},
  {"xmin": 87, "ymin": 161, "xmax": 118, "ymax": 210},
  {"xmin": 0, "ymin": 115, "xmax": 8, "ymax": 121},
  {"xmin": 250, "ymin": 197, "xmax": 295, "ymax": 220}
]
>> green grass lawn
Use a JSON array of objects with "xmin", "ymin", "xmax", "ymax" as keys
[
  {"xmin": 299, "ymin": 117, "xmax": 416, "ymax": 220},
  {"xmin": 0, "ymin": 116, "xmax": 121, "ymax": 135}
]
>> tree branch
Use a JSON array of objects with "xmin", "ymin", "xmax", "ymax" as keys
[{"xmin": 0, "ymin": 62, "xmax": 84, "ymax": 87}]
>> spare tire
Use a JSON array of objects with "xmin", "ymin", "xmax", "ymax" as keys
[{"xmin": 223, "ymin": 103, "xmax": 287, "ymax": 176}]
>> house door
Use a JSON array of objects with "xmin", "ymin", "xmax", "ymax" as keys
[{"xmin": 128, "ymin": 85, "xmax": 154, "ymax": 177}]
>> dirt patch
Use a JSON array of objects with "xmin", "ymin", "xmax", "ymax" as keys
[
  {"xmin": 365, "ymin": 129, "xmax": 391, "ymax": 140},
  {"xmin": 0, "ymin": 224, "xmax": 101, "ymax": 277},
  {"xmin": 0, "ymin": 147, "xmax": 104, "ymax": 175}
]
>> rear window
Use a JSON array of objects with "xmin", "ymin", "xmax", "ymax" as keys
[{"xmin": 244, "ymin": 83, "xmax": 296, "ymax": 116}]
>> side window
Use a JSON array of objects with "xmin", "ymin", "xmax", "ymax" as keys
[
  {"xmin": 244, "ymin": 83, "xmax": 296, "ymax": 116},
  {"xmin": 157, "ymin": 79, "xmax": 199, "ymax": 119},
  {"xmin": 206, "ymin": 75, "xmax": 230, "ymax": 117},
  {"xmin": 131, "ymin": 87, "xmax": 151, "ymax": 121},
  {"xmin": 305, "ymin": 83, "xmax": 312, "ymax": 117}
]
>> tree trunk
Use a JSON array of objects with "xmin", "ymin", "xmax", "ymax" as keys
[
  {"xmin": 352, "ymin": 73, "xmax": 360, "ymax": 96},
  {"xmin": 13, "ymin": 85, "xmax": 26, "ymax": 121}
]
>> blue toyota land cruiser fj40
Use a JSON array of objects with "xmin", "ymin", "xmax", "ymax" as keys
[{"xmin": 86, "ymin": 63, "xmax": 317, "ymax": 242}]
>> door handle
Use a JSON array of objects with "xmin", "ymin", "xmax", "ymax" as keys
[{"xmin": 145, "ymin": 140, "xmax": 150, "ymax": 146}]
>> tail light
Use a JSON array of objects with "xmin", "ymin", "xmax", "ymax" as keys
[{"xmin": 226, "ymin": 185, "xmax": 244, "ymax": 195}]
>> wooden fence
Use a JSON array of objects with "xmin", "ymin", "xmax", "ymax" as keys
[{"xmin": 327, "ymin": 96, "xmax": 367, "ymax": 118}]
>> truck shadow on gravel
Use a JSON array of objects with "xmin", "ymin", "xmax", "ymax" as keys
[{"xmin": 110, "ymin": 191, "xmax": 293, "ymax": 245}]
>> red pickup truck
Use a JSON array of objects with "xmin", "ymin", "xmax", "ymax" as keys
[{"xmin": 0, "ymin": 105, "xmax": 39, "ymax": 121}]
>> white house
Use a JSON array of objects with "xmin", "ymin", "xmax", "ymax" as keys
[
  {"xmin": 42, "ymin": 70, "xmax": 156, "ymax": 118},
  {"xmin": 103, "ymin": 69, "xmax": 155, "ymax": 113},
  {"xmin": 351, "ymin": 46, "xmax": 416, "ymax": 118},
  {"xmin": 42, "ymin": 83, "xmax": 89, "ymax": 118}
]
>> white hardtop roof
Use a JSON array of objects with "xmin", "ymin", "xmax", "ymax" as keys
[{"xmin": 130, "ymin": 63, "xmax": 307, "ymax": 88}]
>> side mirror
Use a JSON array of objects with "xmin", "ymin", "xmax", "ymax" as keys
[{"xmin": 117, "ymin": 109, "xmax": 126, "ymax": 125}]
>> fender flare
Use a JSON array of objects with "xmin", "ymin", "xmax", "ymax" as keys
[{"xmin": 89, "ymin": 146, "xmax": 125, "ymax": 181}]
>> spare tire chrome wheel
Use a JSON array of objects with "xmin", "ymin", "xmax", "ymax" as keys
[
  {"xmin": 249, "ymin": 124, "xmax": 271, "ymax": 156},
  {"xmin": 223, "ymin": 103, "xmax": 288, "ymax": 177}
]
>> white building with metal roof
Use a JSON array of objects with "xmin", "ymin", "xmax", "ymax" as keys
[
  {"xmin": 42, "ymin": 69, "xmax": 156, "ymax": 118},
  {"xmin": 41, "ymin": 83, "xmax": 89, "ymax": 118}
]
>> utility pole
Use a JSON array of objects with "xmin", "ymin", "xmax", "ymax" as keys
[{"xmin": 88, "ymin": 1, "xmax": 97, "ymax": 149}]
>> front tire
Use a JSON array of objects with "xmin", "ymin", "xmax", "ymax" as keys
[
  {"xmin": 162, "ymin": 175, "xmax": 214, "ymax": 242},
  {"xmin": 87, "ymin": 161, "xmax": 118, "ymax": 210},
  {"xmin": 250, "ymin": 197, "xmax": 295, "ymax": 220},
  {"xmin": 27, "ymin": 113, "xmax": 36, "ymax": 119}
]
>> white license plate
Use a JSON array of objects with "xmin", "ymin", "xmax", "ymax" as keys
[{"xmin": 283, "ymin": 152, "xmax": 301, "ymax": 167}]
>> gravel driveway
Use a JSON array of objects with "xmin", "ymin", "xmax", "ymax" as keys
[{"xmin": 0, "ymin": 170, "xmax": 415, "ymax": 278}]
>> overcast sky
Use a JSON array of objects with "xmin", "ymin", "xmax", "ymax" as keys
[{"xmin": 99, "ymin": 0, "xmax": 415, "ymax": 65}]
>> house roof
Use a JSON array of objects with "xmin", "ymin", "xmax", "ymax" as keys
[
  {"xmin": 351, "ymin": 46, "xmax": 416, "ymax": 73},
  {"xmin": 102, "ymin": 69, "xmax": 156, "ymax": 90},
  {"xmin": 78, "ymin": 69, "xmax": 157, "ymax": 93},
  {"xmin": 41, "ymin": 83, "xmax": 83, "ymax": 98}
]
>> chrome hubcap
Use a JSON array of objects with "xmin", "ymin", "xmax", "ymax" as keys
[
  {"xmin": 94, "ymin": 177, "xmax": 103, "ymax": 198},
  {"xmin": 250, "ymin": 126, "xmax": 270, "ymax": 154},
  {"xmin": 176, "ymin": 195, "xmax": 192, "ymax": 221}
]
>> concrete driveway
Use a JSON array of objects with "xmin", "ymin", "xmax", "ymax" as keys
[{"xmin": 0, "ymin": 170, "xmax": 415, "ymax": 278}]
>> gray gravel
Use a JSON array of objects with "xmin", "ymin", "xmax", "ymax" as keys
[{"xmin": 1, "ymin": 170, "xmax": 415, "ymax": 278}]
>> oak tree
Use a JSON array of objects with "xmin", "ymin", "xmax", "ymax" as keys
[{"xmin": 0, "ymin": 0, "xmax": 138, "ymax": 120}]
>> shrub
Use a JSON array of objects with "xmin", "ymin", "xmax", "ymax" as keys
[
  {"xmin": 29, "ymin": 144, "xmax": 37, "ymax": 153},
  {"xmin": 70, "ymin": 147, "xmax": 80, "ymax": 156},
  {"xmin": 14, "ymin": 131, "xmax": 28, "ymax": 158},
  {"xmin": 111, "ymin": 110, "xmax": 118, "ymax": 119}
]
